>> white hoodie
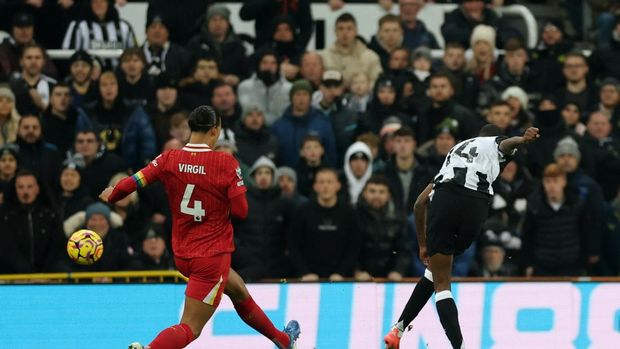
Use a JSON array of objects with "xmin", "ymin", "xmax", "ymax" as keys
[{"xmin": 344, "ymin": 141, "xmax": 373, "ymax": 204}]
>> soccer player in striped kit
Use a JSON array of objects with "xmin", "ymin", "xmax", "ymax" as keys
[
  {"xmin": 100, "ymin": 105, "xmax": 300, "ymax": 349},
  {"xmin": 384, "ymin": 125, "xmax": 540, "ymax": 349}
]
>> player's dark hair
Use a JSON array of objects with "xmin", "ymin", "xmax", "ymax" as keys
[
  {"xmin": 479, "ymin": 124, "xmax": 503, "ymax": 137},
  {"xmin": 336, "ymin": 12, "xmax": 356, "ymax": 25},
  {"xmin": 188, "ymin": 105, "xmax": 220, "ymax": 133},
  {"xmin": 393, "ymin": 126, "xmax": 415, "ymax": 139},
  {"xmin": 364, "ymin": 174, "xmax": 391, "ymax": 192}
]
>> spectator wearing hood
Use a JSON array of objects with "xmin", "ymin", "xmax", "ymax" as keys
[
  {"xmin": 0, "ymin": 86, "xmax": 21, "ymax": 146},
  {"xmin": 272, "ymin": 79, "xmax": 338, "ymax": 167},
  {"xmin": 0, "ymin": 169, "xmax": 64, "ymax": 273},
  {"xmin": 267, "ymin": 15, "xmax": 305, "ymax": 81},
  {"xmin": 66, "ymin": 50, "xmax": 98, "ymax": 108},
  {"xmin": 276, "ymin": 166, "xmax": 308, "ymax": 207},
  {"xmin": 342, "ymin": 141, "xmax": 373, "ymax": 205},
  {"xmin": 354, "ymin": 175, "xmax": 410, "ymax": 281},
  {"xmin": 235, "ymin": 106, "xmax": 279, "ymax": 167},
  {"xmin": 238, "ymin": 49, "xmax": 292, "ymax": 126},
  {"xmin": 233, "ymin": 156, "xmax": 293, "ymax": 280},
  {"xmin": 240, "ymin": 0, "xmax": 313, "ymax": 50},
  {"xmin": 357, "ymin": 77, "xmax": 411, "ymax": 136},
  {"xmin": 57, "ymin": 160, "xmax": 93, "ymax": 221},
  {"xmin": 41, "ymin": 83, "xmax": 79, "ymax": 155},
  {"xmin": 589, "ymin": 15, "xmax": 620, "ymax": 82},
  {"xmin": 13, "ymin": 114, "xmax": 62, "ymax": 194},
  {"xmin": 142, "ymin": 14, "xmax": 190, "ymax": 82},
  {"xmin": 530, "ymin": 19, "xmax": 574, "ymax": 93},
  {"xmin": 368, "ymin": 14, "xmax": 404, "ymax": 72},
  {"xmin": 187, "ymin": 5, "xmax": 249, "ymax": 86},
  {"xmin": 76, "ymin": 71, "xmax": 156, "ymax": 172},
  {"xmin": 178, "ymin": 54, "xmax": 220, "ymax": 111},
  {"xmin": 319, "ymin": 13, "xmax": 383, "ymax": 86},
  {"xmin": 69, "ymin": 202, "xmax": 141, "ymax": 272},
  {"xmin": 62, "ymin": 0, "xmax": 137, "ymax": 69}
]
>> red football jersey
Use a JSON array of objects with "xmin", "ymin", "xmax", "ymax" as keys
[{"xmin": 135, "ymin": 143, "xmax": 246, "ymax": 258}]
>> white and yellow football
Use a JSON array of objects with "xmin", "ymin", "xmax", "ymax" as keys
[{"xmin": 67, "ymin": 229, "xmax": 104, "ymax": 265}]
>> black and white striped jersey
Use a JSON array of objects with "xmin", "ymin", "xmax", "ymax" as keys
[
  {"xmin": 433, "ymin": 136, "xmax": 514, "ymax": 195},
  {"xmin": 62, "ymin": 19, "xmax": 137, "ymax": 67}
]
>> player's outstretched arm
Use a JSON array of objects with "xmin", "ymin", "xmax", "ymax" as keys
[
  {"xmin": 99, "ymin": 175, "xmax": 138, "ymax": 204},
  {"xmin": 413, "ymin": 183, "xmax": 433, "ymax": 266},
  {"xmin": 498, "ymin": 127, "xmax": 540, "ymax": 154}
]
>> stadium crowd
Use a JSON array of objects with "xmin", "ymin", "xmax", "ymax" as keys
[{"xmin": 0, "ymin": 0, "xmax": 619, "ymax": 280}]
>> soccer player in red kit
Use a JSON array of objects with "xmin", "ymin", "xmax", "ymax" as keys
[{"xmin": 99, "ymin": 106, "xmax": 300, "ymax": 349}]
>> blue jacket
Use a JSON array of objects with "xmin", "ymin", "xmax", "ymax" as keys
[
  {"xmin": 271, "ymin": 106, "xmax": 337, "ymax": 167},
  {"xmin": 76, "ymin": 100, "xmax": 156, "ymax": 172}
]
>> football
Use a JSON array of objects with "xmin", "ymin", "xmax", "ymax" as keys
[{"xmin": 67, "ymin": 229, "xmax": 104, "ymax": 265}]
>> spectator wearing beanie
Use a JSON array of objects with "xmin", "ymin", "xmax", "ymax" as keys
[
  {"xmin": 135, "ymin": 223, "xmax": 175, "ymax": 270},
  {"xmin": 0, "ymin": 86, "xmax": 21, "ymax": 146},
  {"xmin": 234, "ymin": 106, "xmax": 279, "ymax": 167},
  {"xmin": 466, "ymin": 24, "xmax": 498, "ymax": 84},
  {"xmin": 501, "ymin": 86, "xmax": 534, "ymax": 136},
  {"xmin": 272, "ymin": 79, "xmax": 338, "ymax": 167},
  {"xmin": 276, "ymin": 166, "xmax": 308, "ymax": 207},
  {"xmin": 142, "ymin": 14, "xmax": 190, "ymax": 81},
  {"xmin": 67, "ymin": 50, "xmax": 98, "ymax": 108},
  {"xmin": 357, "ymin": 77, "xmax": 411, "ymax": 136},
  {"xmin": 238, "ymin": 49, "xmax": 292, "ymax": 126},
  {"xmin": 187, "ymin": 4, "xmax": 249, "ymax": 86},
  {"xmin": 233, "ymin": 156, "xmax": 293, "ymax": 280},
  {"xmin": 415, "ymin": 118, "xmax": 458, "ymax": 181},
  {"xmin": 530, "ymin": 19, "xmax": 574, "ymax": 93}
]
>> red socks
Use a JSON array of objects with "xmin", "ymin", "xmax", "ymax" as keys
[
  {"xmin": 234, "ymin": 296, "xmax": 290, "ymax": 349},
  {"xmin": 149, "ymin": 323, "xmax": 194, "ymax": 349}
]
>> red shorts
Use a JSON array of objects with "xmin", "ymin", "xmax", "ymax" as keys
[{"xmin": 175, "ymin": 253, "xmax": 231, "ymax": 307}]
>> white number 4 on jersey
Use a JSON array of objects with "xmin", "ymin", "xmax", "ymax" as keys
[{"xmin": 180, "ymin": 184, "xmax": 205, "ymax": 222}]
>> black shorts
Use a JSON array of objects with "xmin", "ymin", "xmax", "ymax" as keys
[{"xmin": 426, "ymin": 184, "xmax": 490, "ymax": 256}]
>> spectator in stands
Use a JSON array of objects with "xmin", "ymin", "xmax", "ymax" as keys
[
  {"xmin": 487, "ymin": 39, "xmax": 537, "ymax": 103},
  {"xmin": 440, "ymin": 42, "xmax": 478, "ymax": 109},
  {"xmin": 187, "ymin": 5, "xmax": 249, "ymax": 86},
  {"xmin": 62, "ymin": 0, "xmax": 137, "ymax": 68},
  {"xmin": 136, "ymin": 223, "xmax": 174, "ymax": 270},
  {"xmin": 240, "ymin": 0, "xmax": 313, "ymax": 50},
  {"xmin": 57, "ymin": 160, "xmax": 92, "ymax": 221},
  {"xmin": 269, "ymin": 15, "xmax": 305, "ymax": 81},
  {"xmin": 178, "ymin": 54, "xmax": 220, "ymax": 111},
  {"xmin": 0, "ymin": 169, "xmax": 64, "ymax": 273},
  {"xmin": 14, "ymin": 114, "xmax": 62, "ymax": 193},
  {"xmin": 489, "ymin": 159, "xmax": 533, "ymax": 229},
  {"xmin": 531, "ymin": 19, "xmax": 573, "ymax": 93},
  {"xmin": 470, "ymin": 235, "xmax": 518, "ymax": 277},
  {"xmin": 320, "ymin": 13, "xmax": 383, "ymax": 85},
  {"xmin": 501, "ymin": 86, "xmax": 533, "ymax": 136},
  {"xmin": 117, "ymin": 48, "xmax": 155, "ymax": 107},
  {"xmin": 343, "ymin": 141, "xmax": 373, "ymax": 204},
  {"xmin": 562, "ymin": 103, "xmax": 586, "ymax": 136},
  {"xmin": 0, "ymin": 12, "xmax": 57, "ymax": 82},
  {"xmin": 288, "ymin": 168, "xmax": 360, "ymax": 281},
  {"xmin": 72, "ymin": 130, "xmax": 127, "ymax": 199},
  {"xmin": 272, "ymin": 79, "xmax": 337, "ymax": 167},
  {"xmin": 9, "ymin": 43, "xmax": 56, "ymax": 115},
  {"xmin": 168, "ymin": 112, "xmax": 191, "ymax": 145},
  {"xmin": 233, "ymin": 156, "xmax": 292, "ymax": 280},
  {"xmin": 276, "ymin": 166, "xmax": 307, "ymax": 206},
  {"xmin": 314, "ymin": 70, "xmax": 358, "ymax": 164},
  {"xmin": 146, "ymin": 0, "xmax": 209, "ymax": 45},
  {"xmin": 441, "ymin": 0, "xmax": 518, "ymax": 49},
  {"xmin": 369, "ymin": 14, "xmax": 404, "ymax": 72},
  {"xmin": 41, "ymin": 83, "xmax": 78, "ymax": 155},
  {"xmin": 466, "ymin": 25, "xmax": 497, "ymax": 85},
  {"xmin": 0, "ymin": 86, "xmax": 20, "ymax": 146},
  {"xmin": 556, "ymin": 52, "xmax": 597, "ymax": 113},
  {"xmin": 381, "ymin": 48, "xmax": 415, "ymax": 99},
  {"xmin": 416, "ymin": 72, "xmax": 482, "ymax": 143},
  {"xmin": 398, "ymin": 0, "xmax": 438, "ymax": 50},
  {"xmin": 554, "ymin": 137, "xmax": 605, "ymax": 270},
  {"xmin": 0, "ymin": 145, "xmax": 19, "ymax": 204},
  {"xmin": 583, "ymin": 112, "xmax": 620, "ymax": 201},
  {"xmin": 77, "ymin": 71, "xmax": 156, "ymax": 171},
  {"xmin": 355, "ymin": 175, "xmax": 409, "ymax": 281},
  {"xmin": 71, "ymin": 202, "xmax": 140, "ymax": 272},
  {"xmin": 409, "ymin": 47, "xmax": 433, "ymax": 95},
  {"xmin": 485, "ymin": 100, "xmax": 517, "ymax": 136},
  {"xmin": 589, "ymin": 15, "xmax": 620, "ymax": 82},
  {"xmin": 296, "ymin": 135, "xmax": 325, "ymax": 197},
  {"xmin": 595, "ymin": 78, "xmax": 620, "ymax": 126},
  {"xmin": 522, "ymin": 164, "xmax": 591, "ymax": 276},
  {"xmin": 357, "ymin": 132, "xmax": 385, "ymax": 173},
  {"xmin": 357, "ymin": 77, "xmax": 409, "ymax": 136},
  {"xmin": 211, "ymin": 81, "xmax": 241, "ymax": 131},
  {"xmin": 414, "ymin": 119, "xmax": 458, "ymax": 183},
  {"xmin": 238, "ymin": 49, "xmax": 292, "ymax": 126},
  {"xmin": 380, "ymin": 126, "xmax": 425, "ymax": 213},
  {"xmin": 346, "ymin": 72, "xmax": 372, "ymax": 113},
  {"xmin": 235, "ymin": 106, "xmax": 279, "ymax": 166},
  {"xmin": 146, "ymin": 74, "xmax": 183, "ymax": 150},
  {"xmin": 107, "ymin": 173, "xmax": 149, "ymax": 248},
  {"xmin": 142, "ymin": 14, "xmax": 189, "ymax": 81},
  {"xmin": 299, "ymin": 52, "xmax": 324, "ymax": 89},
  {"xmin": 67, "ymin": 51, "xmax": 98, "ymax": 108}
]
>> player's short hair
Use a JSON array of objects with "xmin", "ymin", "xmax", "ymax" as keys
[
  {"xmin": 336, "ymin": 12, "xmax": 356, "ymax": 25},
  {"xmin": 488, "ymin": 100, "xmax": 512, "ymax": 111},
  {"xmin": 301, "ymin": 134, "xmax": 323, "ymax": 148},
  {"xmin": 393, "ymin": 126, "xmax": 415, "ymax": 139},
  {"xmin": 314, "ymin": 167, "xmax": 339, "ymax": 182},
  {"xmin": 378, "ymin": 14, "xmax": 400, "ymax": 28},
  {"xmin": 364, "ymin": 174, "xmax": 391, "ymax": 192},
  {"xmin": 357, "ymin": 132, "xmax": 381, "ymax": 149},
  {"xmin": 479, "ymin": 124, "xmax": 503, "ymax": 137},
  {"xmin": 188, "ymin": 105, "xmax": 220, "ymax": 133},
  {"xmin": 543, "ymin": 163, "xmax": 566, "ymax": 178}
]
